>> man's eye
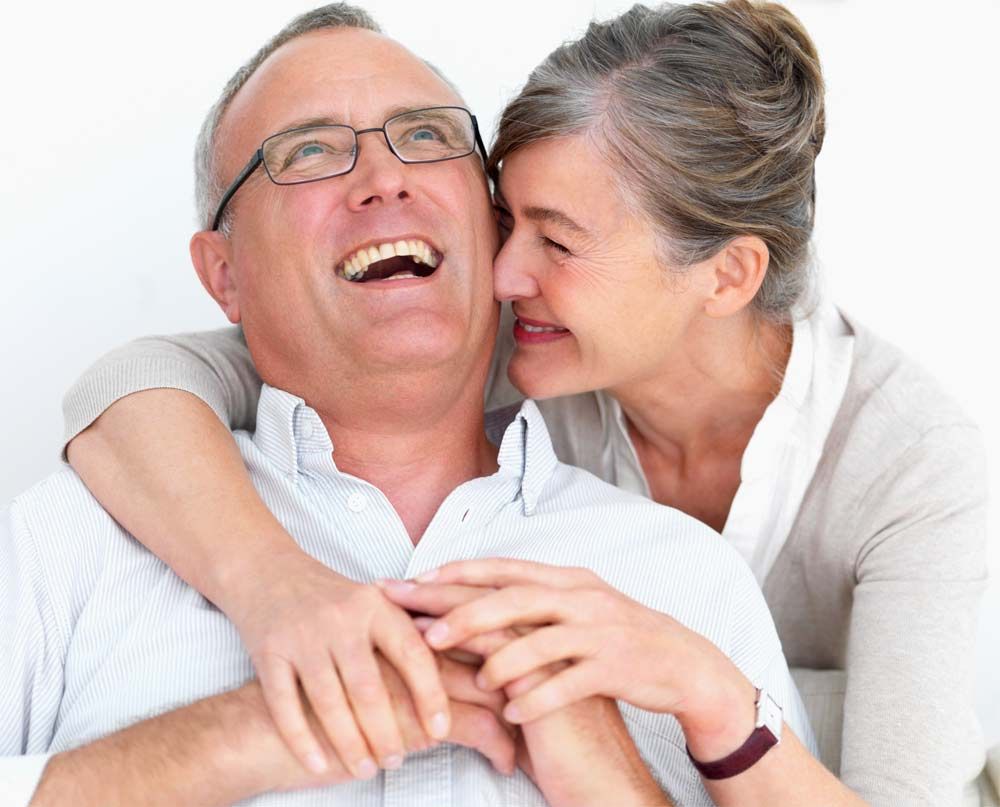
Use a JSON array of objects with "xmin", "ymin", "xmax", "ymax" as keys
[
  {"xmin": 292, "ymin": 143, "xmax": 327, "ymax": 160},
  {"xmin": 409, "ymin": 127, "xmax": 442, "ymax": 142}
]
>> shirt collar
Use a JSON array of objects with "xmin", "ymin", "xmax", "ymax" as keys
[
  {"xmin": 492, "ymin": 399, "xmax": 560, "ymax": 516},
  {"xmin": 251, "ymin": 385, "xmax": 559, "ymax": 514},
  {"xmin": 251, "ymin": 385, "xmax": 332, "ymax": 478}
]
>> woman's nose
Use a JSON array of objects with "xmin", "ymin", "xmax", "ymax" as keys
[{"xmin": 493, "ymin": 234, "xmax": 541, "ymax": 301}]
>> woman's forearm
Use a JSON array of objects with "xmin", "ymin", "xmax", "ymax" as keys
[
  {"xmin": 65, "ymin": 389, "xmax": 309, "ymax": 614},
  {"xmin": 698, "ymin": 725, "xmax": 866, "ymax": 807}
]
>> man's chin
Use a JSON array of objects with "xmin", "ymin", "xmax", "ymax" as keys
[{"xmin": 357, "ymin": 323, "xmax": 468, "ymax": 373}]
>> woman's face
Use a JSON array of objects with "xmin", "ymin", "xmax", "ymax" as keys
[{"xmin": 493, "ymin": 135, "xmax": 709, "ymax": 399}]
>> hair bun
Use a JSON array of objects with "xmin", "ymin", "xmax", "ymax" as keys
[{"xmin": 747, "ymin": 0, "xmax": 826, "ymax": 156}]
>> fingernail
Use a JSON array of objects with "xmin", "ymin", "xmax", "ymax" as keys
[
  {"xmin": 416, "ymin": 568, "xmax": 438, "ymax": 582},
  {"xmin": 475, "ymin": 673, "xmax": 489, "ymax": 690},
  {"xmin": 305, "ymin": 751, "xmax": 328, "ymax": 774},
  {"xmin": 384, "ymin": 580, "xmax": 416, "ymax": 594},
  {"xmin": 504, "ymin": 704, "xmax": 522, "ymax": 723},
  {"xmin": 356, "ymin": 757, "xmax": 378, "ymax": 779},
  {"xmin": 382, "ymin": 754, "xmax": 404, "ymax": 770},
  {"xmin": 430, "ymin": 711, "xmax": 449, "ymax": 739},
  {"xmin": 425, "ymin": 621, "xmax": 449, "ymax": 646},
  {"xmin": 413, "ymin": 616, "xmax": 434, "ymax": 631}
]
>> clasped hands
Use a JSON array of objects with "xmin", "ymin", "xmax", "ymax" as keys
[{"xmin": 224, "ymin": 553, "xmax": 743, "ymax": 804}]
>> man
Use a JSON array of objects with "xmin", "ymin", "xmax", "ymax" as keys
[{"xmin": 0, "ymin": 5, "xmax": 812, "ymax": 806}]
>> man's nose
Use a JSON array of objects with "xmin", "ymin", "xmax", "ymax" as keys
[
  {"xmin": 493, "ymin": 234, "xmax": 541, "ymax": 301},
  {"xmin": 344, "ymin": 130, "xmax": 411, "ymax": 211}
]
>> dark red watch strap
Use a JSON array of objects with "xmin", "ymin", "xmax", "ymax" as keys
[{"xmin": 686, "ymin": 724, "xmax": 779, "ymax": 780}]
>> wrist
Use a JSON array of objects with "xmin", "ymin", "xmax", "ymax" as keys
[
  {"xmin": 678, "ymin": 673, "xmax": 758, "ymax": 763},
  {"xmin": 210, "ymin": 682, "xmax": 289, "ymax": 793},
  {"xmin": 211, "ymin": 532, "xmax": 328, "ymax": 618}
]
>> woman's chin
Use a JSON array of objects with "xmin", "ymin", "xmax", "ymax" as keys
[{"xmin": 508, "ymin": 355, "xmax": 584, "ymax": 401}]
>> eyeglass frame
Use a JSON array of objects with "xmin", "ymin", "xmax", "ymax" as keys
[{"xmin": 210, "ymin": 105, "xmax": 488, "ymax": 231}]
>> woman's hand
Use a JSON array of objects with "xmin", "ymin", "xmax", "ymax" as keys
[
  {"xmin": 379, "ymin": 558, "xmax": 756, "ymax": 758},
  {"xmin": 222, "ymin": 549, "xmax": 452, "ymax": 779}
]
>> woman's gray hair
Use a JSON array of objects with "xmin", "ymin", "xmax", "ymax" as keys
[
  {"xmin": 194, "ymin": 4, "xmax": 382, "ymax": 233},
  {"xmin": 489, "ymin": 0, "xmax": 825, "ymax": 321}
]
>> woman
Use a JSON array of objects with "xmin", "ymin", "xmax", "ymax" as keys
[{"xmin": 62, "ymin": 1, "xmax": 989, "ymax": 805}]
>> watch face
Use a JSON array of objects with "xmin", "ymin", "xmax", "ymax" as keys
[{"xmin": 756, "ymin": 690, "xmax": 784, "ymax": 740}]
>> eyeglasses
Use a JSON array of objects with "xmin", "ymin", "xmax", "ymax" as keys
[{"xmin": 211, "ymin": 106, "xmax": 487, "ymax": 231}]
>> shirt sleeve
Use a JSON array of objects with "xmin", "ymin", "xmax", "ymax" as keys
[
  {"xmin": 842, "ymin": 423, "xmax": 989, "ymax": 807},
  {"xmin": 0, "ymin": 506, "xmax": 66, "ymax": 806},
  {"xmin": 61, "ymin": 327, "xmax": 262, "ymax": 455}
]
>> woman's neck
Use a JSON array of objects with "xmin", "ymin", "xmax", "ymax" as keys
[{"xmin": 611, "ymin": 311, "xmax": 792, "ymax": 468}]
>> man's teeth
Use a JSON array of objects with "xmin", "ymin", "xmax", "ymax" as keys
[
  {"xmin": 520, "ymin": 321, "xmax": 568, "ymax": 333},
  {"xmin": 342, "ymin": 239, "xmax": 439, "ymax": 280}
]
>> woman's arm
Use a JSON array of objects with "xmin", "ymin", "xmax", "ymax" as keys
[
  {"xmin": 842, "ymin": 423, "xmax": 989, "ymax": 806},
  {"xmin": 63, "ymin": 333, "xmax": 451, "ymax": 778},
  {"xmin": 380, "ymin": 561, "xmax": 869, "ymax": 807},
  {"xmin": 62, "ymin": 327, "xmax": 261, "ymax": 452}
]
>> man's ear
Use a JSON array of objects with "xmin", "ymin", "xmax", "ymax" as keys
[
  {"xmin": 702, "ymin": 236, "xmax": 770, "ymax": 319},
  {"xmin": 190, "ymin": 230, "xmax": 240, "ymax": 323}
]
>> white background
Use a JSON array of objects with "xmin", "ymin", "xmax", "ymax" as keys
[{"xmin": 1, "ymin": 0, "xmax": 997, "ymax": 742}]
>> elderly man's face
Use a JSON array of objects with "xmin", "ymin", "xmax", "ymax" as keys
[{"xmin": 201, "ymin": 28, "xmax": 499, "ymax": 395}]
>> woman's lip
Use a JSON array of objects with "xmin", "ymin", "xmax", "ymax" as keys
[{"xmin": 513, "ymin": 317, "xmax": 572, "ymax": 345}]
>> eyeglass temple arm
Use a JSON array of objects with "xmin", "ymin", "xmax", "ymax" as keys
[
  {"xmin": 211, "ymin": 150, "xmax": 264, "ymax": 232},
  {"xmin": 471, "ymin": 116, "xmax": 493, "ymax": 181}
]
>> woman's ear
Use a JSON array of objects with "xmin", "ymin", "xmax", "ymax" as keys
[
  {"xmin": 190, "ymin": 230, "xmax": 240, "ymax": 324},
  {"xmin": 703, "ymin": 236, "xmax": 770, "ymax": 319}
]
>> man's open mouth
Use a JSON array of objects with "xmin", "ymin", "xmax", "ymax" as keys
[{"xmin": 338, "ymin": 239, "xmax": 442, "ymax": 283}]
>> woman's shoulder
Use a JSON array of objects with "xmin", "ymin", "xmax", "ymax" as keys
[
  {"xmin": 832, "ymin": 310, "xmax": 981, "ymax": 448},
  {"xmin": 801, "ymin": 310, "xmax": 987, "ymax": 554}
]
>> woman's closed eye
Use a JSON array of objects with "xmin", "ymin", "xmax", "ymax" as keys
[{"xmin": 539, "ymin": 235, "xmax": 571, "ymax": 255}]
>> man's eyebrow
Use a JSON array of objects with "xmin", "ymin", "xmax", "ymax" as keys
[
  {"xmin": 522, "ymin": 205, "xmax": 592, "ymax": 238},
  {"xmin": 276, "ymin": 104, "xmax": 453, "ymax": 134}
]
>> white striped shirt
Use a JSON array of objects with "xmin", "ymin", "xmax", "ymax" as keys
[{"xmin": 0, "ymin": 386, "xmax": 814, "ymax": 806}]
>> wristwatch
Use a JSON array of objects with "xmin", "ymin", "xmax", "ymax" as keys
[{"xmin": 686, "ymin": 687, "xmax": 782, "ymax": 780}]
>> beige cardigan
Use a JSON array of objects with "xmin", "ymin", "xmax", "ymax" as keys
[{"xmin": 62, "ymin": 309, "xmax": 990, "ymax": 806}]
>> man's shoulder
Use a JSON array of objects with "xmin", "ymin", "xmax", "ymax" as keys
[{"xmin": 7, "ymin": 465, "xmax": 128, "ymax": 563}]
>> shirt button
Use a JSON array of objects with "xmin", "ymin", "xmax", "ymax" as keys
[
  {"xmin": 347, "ymin": 492, "xmax": 368, "ymax": 513},
  {"xmin": 300, "ymin": 419, "xmax": 315, "ymax": 440}
]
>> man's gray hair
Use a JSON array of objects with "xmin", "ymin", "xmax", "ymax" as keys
[
  {"xmin": 490, "ymin": 1, "xmax": 825, "ymax": 322},
  {"xmin": 194, "ymin": 4, "xmax": 381, "ymax": 233}
]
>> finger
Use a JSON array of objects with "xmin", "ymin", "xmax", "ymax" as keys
[
  {"xmin": 477, "ymin": 625, "xmax": 595, "ymax": 692},
  {"xmin": 417, "ymin": 558, "xmax": 598, "ymax": 589},
  {"xmin": 438, "ymin": 655, "xmax": 507, "ymax": 716},
  {"xmin": 450, "ymin": 628, "xmax": 522, "ymax": 663},
  {"xmin": 503, "ymin": 664, "xmax": 602, "ymax": 724},
  {"xmin": 298, "ymin": 655, "xmax": 378, "ymax": 779},
  {"xmin": 332, "ymin": 642, "xmax": 407, "ymax": 770},
  {"xmin": 375, "ymin": 610, "xmax": 452, "ymax": 741},
  {"xmin": 378, "ymin": 580, "xmax": 493, "ymax": 617},
  {"xmin": 376, "ymin": 655, "xmax": 434, "ymax": 754},
  {"xmin": 422, "ymin": 586, "xmax": 579, "ymax": 650},
  {"xmin": 449, "ymin": 702, "xmax": 517, "ymax": 776},
  {"xmin": 255, "ymin": 654, "xmax": 329, "ymax": 775}
]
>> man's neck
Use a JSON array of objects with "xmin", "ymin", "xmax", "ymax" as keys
[{"xmin": 309, "ymin": 376, "xmax": 499, "ymax": 545}]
